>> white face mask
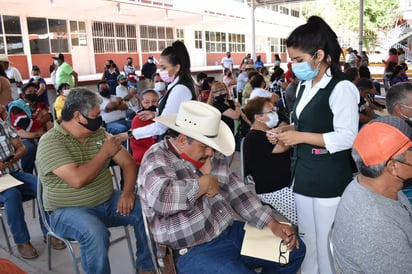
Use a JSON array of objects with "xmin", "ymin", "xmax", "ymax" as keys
[
  {"xmin": 264, "ymin": 111, "xmax": 279, "ymax": 128},
  {"xmin": 62, "ymin": 89, "xmax": 70, "ymax": 96},
  {"xmin": 32, "ymin": 75, "xmax": 40, "ymax": 80},
  {"xmin": 54, "ymin": 60, "xmax": 59, "ymax": 66},
  {"xmin": 154, "ymin": 81, "xmax": 166, "ymax": 92}
]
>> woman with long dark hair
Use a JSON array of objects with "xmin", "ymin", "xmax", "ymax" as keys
[
  {"xmin": 271, "ymin": 16, "xmax": 359, "ymax": 274},
  {"xmin": 130, "ymin": 40, "xmax": 196, "ymax": 140}
]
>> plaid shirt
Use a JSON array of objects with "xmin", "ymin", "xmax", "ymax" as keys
[
  {"xmin": 0, "ymin": 120, "xmax": 21, "ymax": 174},
  {"xmin": 137, "ymin": 139, "xmax": 277, "ymax": 249}
]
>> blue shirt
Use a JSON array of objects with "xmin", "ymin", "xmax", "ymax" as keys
[{"xmin": 29, "ymin": 77, "xmax": 49, "ymax": 106}]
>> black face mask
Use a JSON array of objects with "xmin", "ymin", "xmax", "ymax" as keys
[
  {"xmin": 403, "ymin": 178, "xmax": 412, "ymax": 187},
  {"xmin": 105, "ymin": 64, "xmax": 110, "ymax": 69},
  {"xmin": 25, "ymin": 93, "xmax": 38, "ymax": 102},
  {"xmin": 127, "ymin": 61, "xmax": 132, "ymax": 65},
  {"xmin": 121, "ymin": 81, "xmax": 128, "ymax": 87},
  {"xmin": 78, "ymin": 112, "xmax": 102, "ymax": 132},
  {"xmin": 139, "ymin": 105, "xmax": 157, "ymax": 113},
  {"xmin": 214, "ymin": 94, "xmax": 226, "ymax": 102},
  {"xmin": 99, "ymin": 88, "xmax": 111, "ymax": 98}
]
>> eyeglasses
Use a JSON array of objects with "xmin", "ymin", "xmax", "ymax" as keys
[
  {"xmin": 385, "ymin": 144, "xmax": 412, "ymax": 166},
  {"xmin": 278, "ymin": 240, "xmax": 288, "ymax": 266},
  {"xmin": 400, "ymin": 104, "xmax": 412, "ymax": 109},
  {"xmin": 260, "ymin": 107, "xmax": 278, "ymax": 115},
  {"xmin": 391, "ymin": 159, "xmax": 412, "ymax": 168}
]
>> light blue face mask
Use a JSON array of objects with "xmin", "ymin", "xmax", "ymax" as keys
[
  {"xmin": 265, "ymin": 111, "xmax": 279, "ymax": 128},
  {"xmin": 291, "ymin": 55, "xmax": 320, "ymax": 81}
]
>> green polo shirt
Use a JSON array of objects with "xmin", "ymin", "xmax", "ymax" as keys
[
  {"xmin": 37, "ymin": 123, "xmax": 113, "ymax": 211},
  {"xmin": 56, "ymin": 62, "xmax": 74, "ymax": 88}
]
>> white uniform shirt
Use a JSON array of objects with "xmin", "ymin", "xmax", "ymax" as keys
[{"xmin": 295, "ymin": 69, "xmax": 359, "ymax": 153}]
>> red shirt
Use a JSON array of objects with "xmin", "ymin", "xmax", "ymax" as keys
[
  {"xmin": 130, "ymin": 116, "xmax": 156, "ymax": 165},
  {"xmin": 9, "ymin": 102, "xmax": 48, "ymax": 132}
]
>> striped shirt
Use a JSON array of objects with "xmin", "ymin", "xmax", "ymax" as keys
[
  {"xmin": 37, "ymin": 123, "xmax": 113, "ymax": 211},
  {"xmin": 137, "ymin": 138, "xmax": 277, "ymax": 250}
]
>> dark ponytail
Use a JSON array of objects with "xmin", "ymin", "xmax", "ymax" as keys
[
  {"xmin": 161, "ymin": 40, "xmax": 194, "ymax": 87},
  {"xmin": 287, "ymin": 16, "xmax": 344, "ymax": 79}
]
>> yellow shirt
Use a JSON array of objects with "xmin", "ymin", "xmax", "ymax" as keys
[{"xmin": 54, "ymin": 95, "xmax": 66, "ymax": 120}]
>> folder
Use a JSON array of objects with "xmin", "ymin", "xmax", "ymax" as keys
[
  {"xmin": 240, "ymin": 223, "xmax": 290, "ymax": 263},
  {"xmin": 0, "ymin": 174, "xmax": 24, "ymax": 192}
]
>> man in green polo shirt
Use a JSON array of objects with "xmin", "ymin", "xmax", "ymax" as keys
[
  {"xmin": 53, "ymin": 53, "xmax": 78, "ymax": 88},
  {"xmin": 36, "ymin": 88, "xmax": 154, "ymax": 274}
]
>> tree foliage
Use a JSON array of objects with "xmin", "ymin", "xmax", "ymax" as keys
[
  {"xmin": 301, "ymin": 0, "xmax": 400, "ymax": 51},
  {"xmin": 333, "ymin": 0, "xmax": 399, "ymax": 32}
]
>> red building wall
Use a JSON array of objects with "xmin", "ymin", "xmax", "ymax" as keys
[
  {"xmin": 7, "ymin": 55, "xmax": 29, "ymax": 79},
  {"xmin": 31, "ymin": 54, "xmax": 73, "ymax": 79}
]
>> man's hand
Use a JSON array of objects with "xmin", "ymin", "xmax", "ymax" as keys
[
  {"xmin": 267, "ymin": 220, "xmax": 299, "ymax": 251},
  {"xmin": 197, "ymin": 174, "xmax": 219, "ymax": 198},
  {"xmin": 101, "ymin": 135, "xmax": 122, "ymax": 159},
  {"xmin": 199, "ymin": 155, "xmax": 213, "ymax": 175},
  {"xmin": 117, "ymin": 191, "xmax": 136, "ymax": 216}
]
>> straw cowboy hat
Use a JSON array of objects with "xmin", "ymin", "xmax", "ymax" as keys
[
  {"xmin": 0, "ymin": 54, "xmax": 11, "ymax": 63},
  {"xmin": 154, "ymin": 101, "xmax": 235, "ymax": 156}
]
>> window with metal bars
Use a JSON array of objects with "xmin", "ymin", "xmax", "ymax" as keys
[
  {"xmin": 228, "ymin": 33, "xmax": 245, "ymax": 53},
  {"xmin": 92, "ymin": 21, "xmax": 137, "ymax": 53},
  {"xmin": 195, "ymin": 30, "xmax": 202, "ymax": 49},
  {"xmin": 27, "ymin": 17, "xmax": 68, "ymax": 54},
  {"xmin": 205, "ymin": 31, "xmax": 226, "ymax": 53},
  {"xmin": 0, "ymin": 15, "xmax": 24, "ymax": 55},
  {"xmin": 139, "ymin": 25, "xmax": 173, "ymax": 52},
  {"xmin": 70, "ymin": 20, "xmax": 87, "ymax": 46},
  {"xmin": 176, "ymin": 29, "xmax": 184, "ymax": 44}
]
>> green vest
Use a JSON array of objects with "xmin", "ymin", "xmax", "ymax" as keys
[{"xmin": 292, "ymin": 78, "xmax": 352, "ymax": 198}]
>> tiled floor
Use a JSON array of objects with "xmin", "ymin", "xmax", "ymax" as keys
[{"xmin": 0, "ymin": 152, "xmax": 242, "ymax": 273}]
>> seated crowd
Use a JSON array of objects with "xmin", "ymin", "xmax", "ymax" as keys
[{"xmin": 1, "ymin": 32, "xmax": 412, "ymax": 274}]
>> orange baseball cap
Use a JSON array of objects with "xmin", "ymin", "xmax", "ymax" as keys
[{"xmin": 353, "ymin": 116, "xmax": 412, "ymax": 166}]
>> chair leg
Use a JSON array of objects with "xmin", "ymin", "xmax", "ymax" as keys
[
  {"xmin": 47, "ymin": 233, "xmax": 81, "ymax": 274},
  {"xmin": 65, "ymin": 240, "xmax": 81, "ymax": 274},
  {"xmin": 0, "ymin": 215, "xmax": 12, "ymax": 254},
  {"xmin": 124, "ymin": 226, "xmax": 136, "ymax": 270},
  {"xmin": 47, "ymin": 234, "xmax": 52, "ymax": 270},
  {"xmin": 32, "ymin": 199, "xmax": 36, "ymax": 219}
]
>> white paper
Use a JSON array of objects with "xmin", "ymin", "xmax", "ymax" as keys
[
  {"xmin": 0, "ymin": 173, "xmax": 24, "ymax": 192},
  {"xmin": 241, "ymin": 223, "xmax": 290, "ymax": 263}
]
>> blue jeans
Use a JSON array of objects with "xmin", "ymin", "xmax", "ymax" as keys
[
  {"xmin": 106, "ymin": 119, "xmax": 131, "ymax": 135},
  {"xmin": 175, "ymin": 221, "xmax": 305, "ymax": 274},
  {"xmin": 21, "ymin": 138, "xmax": 37, "ymax": 174},
  {"xmin": 49, "ymin": 190, "xmax": 154, "ymax": 274},
  {"xmin": 0, "ymin": 172, "xmax": 47, "ymax": 244}
]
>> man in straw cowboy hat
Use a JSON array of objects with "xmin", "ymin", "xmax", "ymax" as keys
[
  {"xmin": 332, "ymin": 116, "xmax": 412, "ymax": 272},
  {"xmin": 137, "ymin": 101, "xmax": 305, "ymax": 273}
]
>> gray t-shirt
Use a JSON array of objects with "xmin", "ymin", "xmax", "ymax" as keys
[{"xmin": 333, "ymin": 178, "xmax": 412, "ymax": 273}]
